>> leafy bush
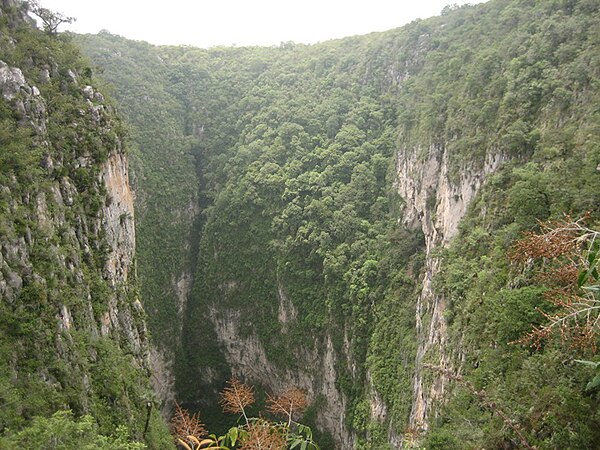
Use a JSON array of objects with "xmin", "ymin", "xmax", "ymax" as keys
[{"xmin": 0, "ymin": 410, "xmax": 145, "ymax": 449}]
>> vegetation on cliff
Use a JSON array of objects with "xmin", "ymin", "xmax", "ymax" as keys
[
  {"xmin": 0, "ymin": 1, "xmax": 172, "ymax": 447},
  {"xmin": 18, "ymin": 0, "xmax": 600, "ymax": 448}
]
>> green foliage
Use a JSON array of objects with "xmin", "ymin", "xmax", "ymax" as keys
[
  {"xmin": 76, "ymin": 29, "xmax": 417, "ymax": 438},
  {"xmin": 210, "ymin": 420, "xmax": 320, "ymax": 450},
  {"xmin": 196, "ymin": 421, "xmax": 320, "ymax": 450},
  {"xmin": 0, "ymin": 5, "xmax": 173, "ymax": 449},
  {"xmin": 425, "ymin": 428, "xmax": 460, "ymax": 450},
  {"xmin": 0, "ymin": 410, "xmax": 145, "ymax": 449},
  {"xmin": 575, "ymin": 360, "xmax": 600, "ymax": 392},
  {"xmin": 432, "ymin": 120, "xmax": 600, "ymax": 448},
  {"xmin": 75, "ymin": 0, "xmax": 600, "ymax": 447}
]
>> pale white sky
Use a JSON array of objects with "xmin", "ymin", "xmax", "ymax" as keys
[{"xmin": 39, "ymin": 0, "xmax": 485, "ymax": 48}]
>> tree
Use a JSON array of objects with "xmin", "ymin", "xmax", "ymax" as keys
[
  {"xmin": 170, "ymin": 402, "xmax": 207, "ymax": 450},
  {"xmin": 27, "ymin": 0, "xmax": 75, "ymax": 34},
  {"xmin": 510, "ymin": 214, "xmax": 600, "ymax": 351},
  {"xmin": 0, "ymin": 410, "xmax": 145, "ymax": 449},
  {"xmin": 425, "ymin": 364, "xmax": 537, "ymax": 450},
  {"xmin": 172, "ymin": 379, "xmax": 318, "ymax": 450},
  {"xmin": 266, "ymin": 388, "xmax": 308, "ymax": 428}
]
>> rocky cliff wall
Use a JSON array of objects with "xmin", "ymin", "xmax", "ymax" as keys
[
  {"xmin": 73, "ymin": 2, "xmax": 600, "ymax": 447},
  {"xmin": 0, "ymin": 6, "xmax": 169, "ymax": 443},
  {"xmin": 210, "ymin": 304, "xmax": 353, "ymax": 448},
  {"xmin": 395, "ymin": 144, "xmax": 506, "ymax": 432},
  {"xmin": 0, "ymin": 58, "xmax": 145, "ymax": 351}
]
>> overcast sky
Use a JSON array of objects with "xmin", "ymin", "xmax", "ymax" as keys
[{"xmin": 39, "ymin": 0, "xmax": 485, "ymax": 48}]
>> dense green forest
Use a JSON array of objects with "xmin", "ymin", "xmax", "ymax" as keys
[
  {"xmin": 1, "ymin": 0, "xmax": 599, "ymax": 448},
  {"xmin": 77, "ymin": 0, "xmax": 600, "ymax": 448}
]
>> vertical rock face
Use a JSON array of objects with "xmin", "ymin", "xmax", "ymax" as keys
[
  {"xmin": 0, "ymin": 58, "xmax": 146, "ymax": 365},
  {"xmin": 101, "ymin": 149, "xmax": 135, "ymax": 285},
  {"xmin": 395, "ymin": 144, "xmax": 505, "ymax": 431},
  {"xmin": 99, "ymin": 148, "xmax": 147, "ymax": 354},
  {"xmin": 210, "ymin": 307, "xmax": 353, "ymax": 448},
  {"xmin": 0, "ymin": 8, "xmax": 164, "ymax": 439}
]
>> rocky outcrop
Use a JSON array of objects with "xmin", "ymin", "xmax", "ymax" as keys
[
  {"xmin": 101, "ymin": 149, "xmax": 135, "ymax": 285},
  {"xmin": 0, "ymin": 69, "xmax": 144, "ymax": 341},
  {"xmin": 0, "ymin": 60, "xmax": 47, "ymax": 135},
  {"xmin": 395, "ymin": 144, "xmax": 505, "ymax": 433},
  {"xmin": 0, "ymin": 60, "xmax": 26, "ymax": 99},
  {"xmin": 277, "ymin": 283, "xmax": 298, "ymax": 330},
  {"xmin": 210, "ymin": 307, "xmax": 353, "ymax": 448},
  {"xmin": 149, "ymin": 346, "xmax": 176, "ymax": 416}
]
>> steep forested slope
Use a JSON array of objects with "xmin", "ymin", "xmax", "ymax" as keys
[
  {"xmin": 77, "ymin": 0, "xmax": 600, "ymax": 448},
  {"xmin": 0, "ymin": 1, "xmax": 172, "ymax": 447}
]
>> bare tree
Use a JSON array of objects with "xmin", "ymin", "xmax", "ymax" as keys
[
  {"xmin": 27, "ymin": 0, "xmax": 75, "ymax": 34},
  {"xmin": 266, "ymin": 388, "xmax": 308, "ymax": 427},
  {"xmin": 170, "ymin": 401, "xmax": 207, "ymax": 449}
]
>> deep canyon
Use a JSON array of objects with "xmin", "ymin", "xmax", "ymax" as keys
[{"xmin": 1, "ymin": 0, "xmax": 600, "ymax": 448}]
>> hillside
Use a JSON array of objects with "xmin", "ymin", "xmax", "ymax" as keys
[
  {"xmin": 78, "ymin": 1, "xmax": 600, "ymax": 448},
  {"xmin": 5, "ymin": 0, "xmax": 600, "ymax": 448},
  {"xmin": 0, "ymin": 1, "xmax": 172, "ymax": 447}
]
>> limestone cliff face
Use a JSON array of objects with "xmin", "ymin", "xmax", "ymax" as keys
[
  {"xmin": 394, "ymin": 144, "xmax": 505, "ymax": 433},
  {"xmin": 0, "ymin": 8, "xmax": 157, "ymax": 433},
  {"xmin": 210, "ymin": 288, "xmax": 353, "ymax": 448},
  {"xmin": 99, "ymin": 147, "xmax": 147, "ymax": 350},
  {"xmin": 101, "ymin": 150, "xmax": 135, "ymax": 282},
  {"xmin": 0, "ymin": 58, "xmax": 147, "ymax": 355}
]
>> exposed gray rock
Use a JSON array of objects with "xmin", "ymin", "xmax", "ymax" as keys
[
  {"xmin": 210, "ymin": 307, "xmax": 354, "ymax": 448},
  {"xmin": 67, "ymin": 69, "xmax": 78, "ymax": 84},
  {"xmin": 90, "ymin": 104, "xmax": 104, "ymax": 123},
  {"xmin": 0, "ymin": 60, "xmax": 47, "ymax": 135},
  {"xmin": 149, "ymin": 347, "xmax": 176, "ymax": 416},
  {"xmin": 39, "ymin": 67, "xmax": 50, "ymax": 84},
  {"xmin": 395, "ymin": 145, "xmax": 506, "ymax": 434},
  {"xmin": 0, "ymin": 60, "xmax": 26, "ymax": 101},
  {"xmin": 5, "ymin": 269, "xmax": 22, "ymax": 291},
  {"xmin": 83, "ymin": 85, "xmax": 94, "ymax": 99}
]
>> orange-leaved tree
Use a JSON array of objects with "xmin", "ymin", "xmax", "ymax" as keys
[
  {"xmin": 219, "ymin": 377, "xmax": 255, "ymax": 425},
  {"xmin": 510, "ymin": 213, "xmax": 600, "ymax": 351},
  {"xmin": 170, "ymin": 401, "xmax": 209, "ymax": 450},
  {"xmin": 266, "ymin": 388, "xmax": 309, "ymax": 428},
  {"xmin": 171, "ymin": 378, "xmax": 319, "ymax": 450}
]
